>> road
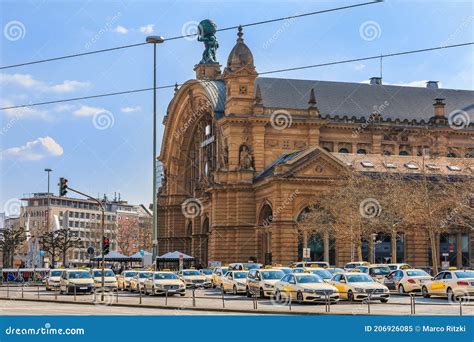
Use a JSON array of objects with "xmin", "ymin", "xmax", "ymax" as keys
[{"xmin": 0, "ymin": 286, "xmax": 472, "ymax": 316}]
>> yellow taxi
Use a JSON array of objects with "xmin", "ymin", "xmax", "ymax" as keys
[
  {"xmin": 116, "ymin": 270, "xmax": 138, "ymax": 290},
  {"xmin": 143, "ymin": 271, "xmax": 186, "ymax": 296},
  {"xmin": 91, "ymin": 268, "xmax": 118, "ymax": 291},
  {"xmin": 384, "ymin": 268, "xmax": 432, "ymax": 293},
  {"xmin": 178, "ymin": 269, "xmax": 211, "ymax": 288},
  {"xmin": 356, "ymin": 264, "xmax": 392, "ymax": 283},
  {"xmin": 421, "ymin": 268, "xmax": 474, "ymax": 301},
  {"xmin": 330, "ymin": 272, "xmax": 390, "ymax": 302},
  {"xmin": 45, "ymin": 269, "xmax": 63, "ymax": 291},
  {"xmin": 274, "ymin": 272, "xmax": 339, "ymax": 303},
  {"xmin": 59, "ymin": 269, "xmax": 95, "ymax": 294},
  {"xmin": 246, "ymin": 267, "xmax": 285, "ymax": 298},
  {"xmin": 199, "ymin": 269, "xmax": 214, "ymax": 283},
  {"xmin": 302, "ymin": 267, "xmax": 334, "ymax": 282},
  {"xmin": 291, "ymin": 261, "xmax": 330, "ymax": 268},
  {"xmin": 129, "ymin": 271, "xmax": 153, "ymax": 292},
  {"xmin": 220, "ymin": 270, "xmax": 249, "ymax": 294},
  {"xmin": 387, "ymin": 263, "xmax": 412, "ymax": 271},
  {"xmin": 211, "ymin": 266, "xmax": 229, "ymax": 288}
]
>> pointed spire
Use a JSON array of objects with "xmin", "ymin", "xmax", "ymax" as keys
[
  {"xmin": 174, "ymin": 82, "xmax": 179, "ymax": 95},
  {"xmin": 308, "ymin": 88, "xmax": 317, "ymax": 107},
  {"xmin": 255, "ymin": 84, "xmax": 262, "ymax": 105},
  {"xmin": 237, "ymin": 25, "xmax": 244, "ymax": 43}
]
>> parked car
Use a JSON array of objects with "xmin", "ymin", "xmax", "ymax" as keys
[
  {"xmin": 59, "ymin": 269, "xmax": 94, "ymax": 294},
  {"xmin": 384, "ymin": 269, "xmax": 432, "ymax": 293},
  {"xmin": 274, "ymin": 273, "xmax": 339, "ymax": 303},
  {"xmin": 330, "ymin": 272, "xmax": 390, "ymax": 303}
]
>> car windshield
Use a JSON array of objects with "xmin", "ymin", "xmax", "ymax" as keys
[
  {"xmin": 310, "ymin": 269, "xmax": 332, "ymax": 279},
  {"xmin": 455, "ymin": 271, "xmax": 474, "ymax": 279},
  {"xmin": 69, "ymin": 271, "xmax": 90, "ymax": 279},
  {"xmin": 347, "ymin": 274, "xmax": 374, "ymax": 283},
  {"xmin": 200, "ymin": 270, "xmax": 213, "ymax": 275},
  {"xmin": 261, "ymin": 271, "xmax": 284, "ymax": 280},
  {"xmin": 155, "ymin": 273, "xmax": 178, "ymax": 280},
  {"xmin": 297, "ymin": 275, "xmax": 323, "ymax": 283},
  {"xmin": 388, "ymin": 265, "xmax": 397, "ymax": 270},
  {"xmin": 327, "ymin": 268, "xmax": 343, "ymax": 274},
  {"xmin": 279, "ymin": 268, "xmax": 292, "ymax": 275},
  {"xmin": 244, "ymin": 263, "xmax": 261, "ymax": 270},
  {"xmin": 369, "ymin": 267, "xmax": 391, "ymax": 276},
  {"xmin": 50, "ymin": 271, "xmax": 62, "ymax": 277},
  {"xmin": 183, "ymin": 270, "xmax": 200, "ymax": 276},
  {"xmin": 93, "ymin": 270, "xmax": 115, "ymax": 277},
  {"xmin": 221, "ymin": 268, "xmax": 228, "ymax": 274},
  {"xmin": 124, "ymin": 272, "xmax": 138, "ymax": 277},
  {"xmin": 233, "ymin": 272, "xmax": 248, "ymax": 279},
  {"xmin": 139, "ymin": 272, "xmax": 152, "ymax": 278},
  {"xmin": 406, "ymin": 270, "xmax": 429, "ymax": 277}
]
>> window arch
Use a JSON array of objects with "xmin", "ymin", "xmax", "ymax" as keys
[
  {"xmin": 338, "ymin": 148, "xmax": 349, "ymax": 153},
  {"xmin": 399, "ymin": 150, "xmax": 409, "ymax": 156},
  {"xmin": 357, "ymin": 149, "xmax": 367, "ymax": 155}
]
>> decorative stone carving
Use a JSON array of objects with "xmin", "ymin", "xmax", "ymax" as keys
[{"xmin": 239, "ymin": 144, "xmax": 254, "ymax": 170}]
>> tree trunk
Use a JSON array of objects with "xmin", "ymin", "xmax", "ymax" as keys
[
  {"xmin": 391, "ymin": 231, "xmax": 397, "ymax": 263},
  {"xmin": 429, "ymin": 230, "xmax": 438, "ymax": 274}
]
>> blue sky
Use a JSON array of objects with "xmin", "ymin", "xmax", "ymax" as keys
[{"xmin": 1, "ymin": 0, "xmax": 473, "ymax": 214}]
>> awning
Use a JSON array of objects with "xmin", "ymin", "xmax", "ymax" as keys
[{"xmin": 156, "ymin": 251, "xmax": 194, "ymax": 261}]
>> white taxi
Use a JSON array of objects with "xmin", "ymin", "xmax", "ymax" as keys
[
  {"xmin": 129, "ymin": 271, "xmax": 153, "ymax": 292},
  {"xmin": 220, "ymin": 270, "xmax": 248, "ymax": 294},
  {"xmin": 274, "ymin": 273, "xmax": 339, "ymax": 303},
  {"xmin": 199, "ymin": 269, "xmax": 214, "ymax": 283},
  {"xmin": 91, "ymin": 268, "xmax": 118, "ymax": 291},
  {"xmin": 384, "ymin": 269, "xmax": 432, "ymax": 293},
  {"xmin": 246, "ymin": 268, "xmax": 285, "ymax": 298},
  {"xmin": 178, "ymin": 269, "xmax": 211, "ymax": 288},
  {"xmin": 143, "ymin": 271, "xmax": 186, "ymax": 296},
  {"xmin": 330, "ymin": 272, "xmax": 390, "ymax": 302},
  {"xmin": 59, "ymin": 269, "xmax": 95, "ymax": 294},
  {"xmin": 45, "ymin": 269, "xmax": 63, "ymax": 291},
  {"xmin": 211, "ymin": 267, "xmax": 229, "ymax": 288},
  {"xmin": 344, "ymin": 261, "xmax": 370, "ymax": 272},
  {"xmin": 303, "ymin": 267, "xmax": 334, "ymax": 282},
  {"xmin": 356, "ymin": 265, "xmax": 392, "ymax": 283},
  {"xmin": 421, "ymin": 269, "xmax": 474, "ymax": 301}
]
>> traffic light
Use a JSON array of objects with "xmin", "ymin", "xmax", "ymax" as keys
[
  {"xmin": 59, "ymin": 177, "xmax": 68, "ymax": 196},
  {"xmin": 102, "ymin": 236, "xmax": 110, "ymax": 255}
]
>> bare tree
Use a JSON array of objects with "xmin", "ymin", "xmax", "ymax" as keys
[
  {"xmin": 116, "ymin": 216, "xmax": 140, "ymax": 256},
  {"xmin": 0, "ymin": 227, "xmax": 26, "ymax": 267}
]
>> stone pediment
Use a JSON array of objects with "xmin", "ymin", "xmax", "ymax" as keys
[{"xmin": 274, "ymin": 146, "xmax": 348, "ymax": 179}]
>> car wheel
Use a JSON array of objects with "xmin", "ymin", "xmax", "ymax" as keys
[
  {"xmin": 260, "ymin": 288, "xmax": 265, "ymax": 298},
  {"xmin": 422, "ymin": 286, "xmax": 430, "ymax": 298},
  {"xmin": 297, "ymin": 291, "xmax": 304, "ymax": 304},
  {"xmin": 447, "ymin": 288, "xmax": 455, "ymax": 302},
  {"xmin": 347, "ymin": 290, "xmax": 354, "ymax": 302},
  {"xmin": 233, "ymin": 285, "xmax": 238, "ymax": 295},
  {"xmin": 398, "ymin": 285, "xmax": 405, "ymax": 294},
  {"xmin": 380, "ymin": 298, "xmax": 389, "ymax": 303}
]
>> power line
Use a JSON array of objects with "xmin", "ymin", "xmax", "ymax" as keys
[
  {"xmin": 259, "ymin": 42, "xmax": 474, "ymax": 75},
  {"xmin": 0, "ymin": 1, "xmax": 380, "ymax": 70},
  {"xmin": 1, "ymin": 41, "xmax": 472, "ymax": 111}
]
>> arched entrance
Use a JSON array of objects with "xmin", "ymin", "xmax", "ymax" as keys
[
  {"xmin": 257, "ymin": 203, "xmax": 273, "ymax": 265},
  {"xmin": 296, "ymin": 206, "xmax": 336, "ymax": 264},
  {"xmin": 201, "ymin": 217, "xmax": 210, "ymax": 266}
]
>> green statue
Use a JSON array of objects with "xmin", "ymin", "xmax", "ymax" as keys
[{"xmin": 197, "ymin": 19, "xmax": 219, "ymax": 64}]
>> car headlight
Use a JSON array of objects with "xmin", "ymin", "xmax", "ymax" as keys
[
  {"xmin": 383, "ymin": 287, "xmax": 389, "ymax": 292},
  {"xmin": 264, "ymin": 283, "xmax": 274, "ymax": 288},
  {"xmin": 303, "ymin": 289, "xmax": 314, "ymax": 293},
  {"xmin": 155, "ymin": 283, "xmax": 163, "ymax": 288},
  {"xmin": 354, "ymin": 287, "xmax": 365, "ymax": 293},
  {"xmin": 236, "ymin": 282, "xmax": 245, "ymax": 286}
]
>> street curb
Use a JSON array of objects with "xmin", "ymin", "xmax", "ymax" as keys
[{"xmin": 0, "ymin": 296, "xmax": 357, "ymax": 316}]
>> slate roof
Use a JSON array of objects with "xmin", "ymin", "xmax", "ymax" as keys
[{"xmin": 255, "ymin": 77, "xmax": 474, "ymax": 122}]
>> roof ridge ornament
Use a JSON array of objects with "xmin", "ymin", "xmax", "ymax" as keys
[{"xmin": 237, "ymin": 25, "xmax": 244, "ymax": 43}]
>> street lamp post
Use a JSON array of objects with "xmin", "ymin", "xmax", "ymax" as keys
[
  {"xmin": 146, "ymin": 35, "xmax": 165, "ymax": 269},
  {"xmin": 44, "ymin": 168, "xmax": 53, "ymax": 268}
]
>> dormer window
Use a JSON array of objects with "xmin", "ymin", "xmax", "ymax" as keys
[
  {"xmin": 404, "ymin": 162, "xmax": 419, "ymax": 170},
  {"xmin": 384, "ymin": 162, "xmax": 397, "ymax": 169},
  {"xmin": 360, "ymin": 161, "xmax": 374, "ymax": 168},
  {"xmin": 339, "ymin": 148, "xmax": 349, "ymax": 153},
  {"xmin": 447, "ymin": 165, "xmax": 461, "ymax": 171},
  {"xmin": 426, "ymin": 164, "xmax": 440, "ymax": 170}
]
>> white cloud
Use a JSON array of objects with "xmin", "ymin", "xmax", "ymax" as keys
[
  {"xmin": 1, "ymin": 136, "xmax": 63, "ymax": 161},
  {"xmin": 0, "ymin": 99, "xmax": 49, "ymax": 120},
  {"xmin": 139, "ymin": 24, "xmax": 154, "ymax": 34},
  {"xmin": 114, "ymin": 25, "xmax": 128, "ymax": 34},
  {"xmin": 73, "ymin": 105, "xmax": 110, "ymax": 117},
  {"xmin": 121, "ymin": 106, "xmax": 141, "ymax": 113},
  {"xmin": 0, "ymin": 73, "xmax": 90, "ymax": 93},
  {"xmin": 53, "ymin": 104, "xmax": 75, "ymax": 112},
  {"xmin": 354, "ymin": 64, "xmax": 366, "ymax": 71}
]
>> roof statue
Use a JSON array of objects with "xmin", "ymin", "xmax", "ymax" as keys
[{"xmin": 197, "ymin": 19, "xmax": 219, "ymax": 64}]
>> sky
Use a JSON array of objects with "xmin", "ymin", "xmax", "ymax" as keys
[{"xmin": 0, "ymin": 0, "xmax": 473, "ymax": 215}]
